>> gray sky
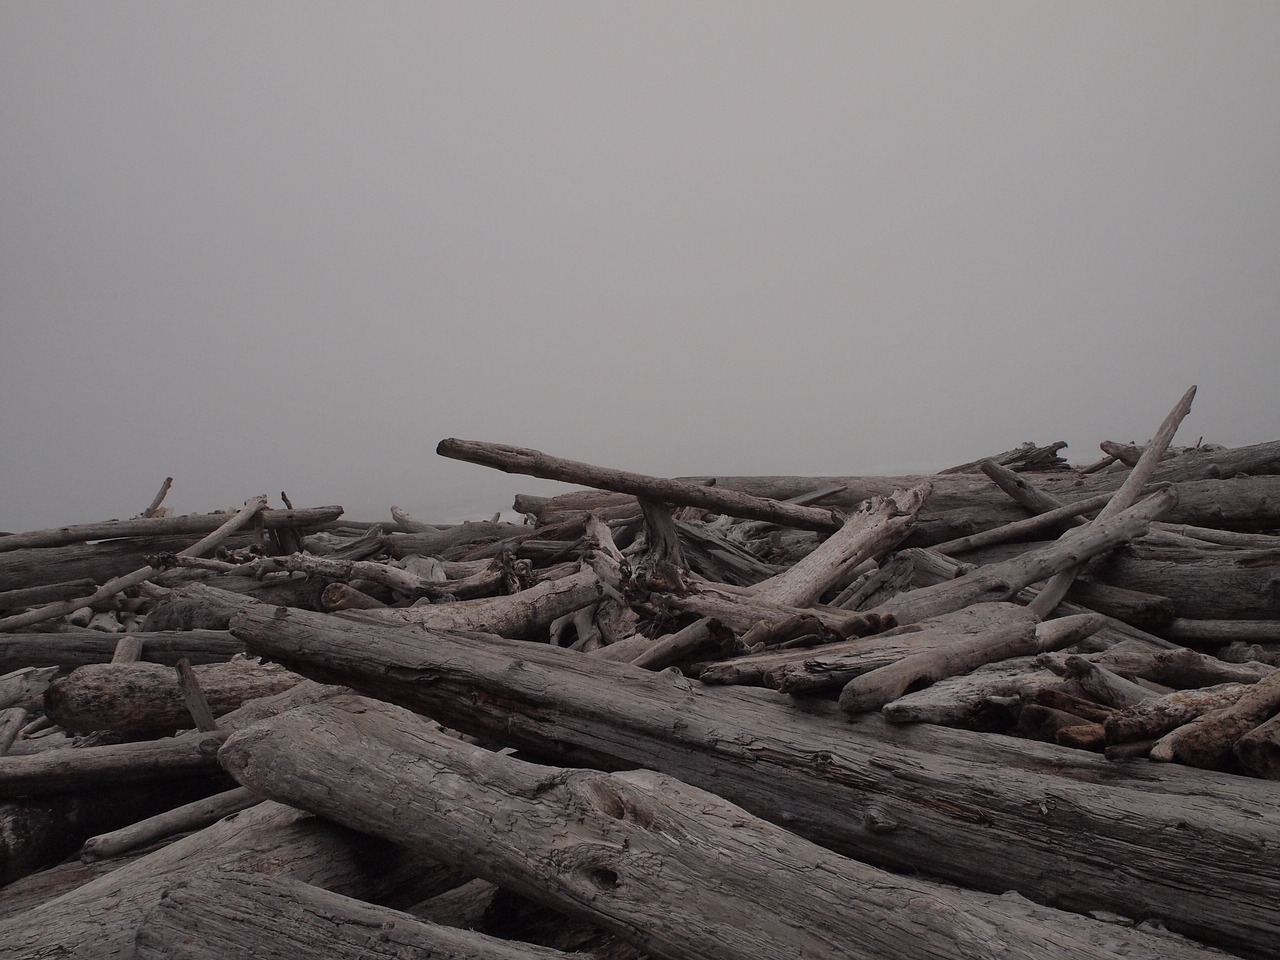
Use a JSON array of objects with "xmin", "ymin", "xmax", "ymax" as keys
[{"xmin": 3, "ymin": 3, "xmax": 1278, "ymax": 530}]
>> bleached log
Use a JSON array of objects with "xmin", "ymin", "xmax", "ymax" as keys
[
  {"xmin": 436, "ymin": 438, "xmax": 844, "ymax": 532},
  {"xmin": 750, "ymin": 483, "xmax": 930, "ymax": 606},
  {"xmin": 0, "ymin": 579, "xmax": 98, "ymax": 611},
  {"xmin": 880, "ymin": 656, "xmax": 1069, "ymax": 725},
  {"xmin": 346, "ymin": 568, "xmax": 604, "ymax": 639},
  {"xmin": 220, "ymin": 695, "xmax": 1226, "ymax": 960},
  {"xmin": 1166, "ymin": 618, "xmax": 1280, "ymax": 644},
  {"xmin": 838, "ymin": 611, "xmax": 1103, "ymax": 714},
  {"xmin": 215, "ymin": 587, "xmax": 1280, "ymax": 955},
  {"xmin": 0, "ymin": 801, "xmax": 462, "ymax": 960},
  {"xmin": 871, "ymin": 490, "xmax": 1176, "ymax": 625}
]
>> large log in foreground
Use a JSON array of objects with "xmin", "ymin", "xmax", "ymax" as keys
[
  {"xmin": 216, "ymin": 588, "xmax": 1280, "ymax": 957},
  {"xmin": 219, "ymin": 695, "xmax": 1224, "ymax": 960},
  {"xmin": 0, "ymin": 801, "xmax": 462, "ymax": 960}
]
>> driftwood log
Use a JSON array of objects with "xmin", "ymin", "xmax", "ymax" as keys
[
  {"xmin": 213, "ymin": 587, "xmax": 1280, "ymax": 957},
  {"xmin": 219, "ymin": 695, "xmax": 1227, "ymax": 960}
]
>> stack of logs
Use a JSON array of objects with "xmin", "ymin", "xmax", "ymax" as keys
[{"xmin": 2, "ymin": 386, "xmax": 1280, "ymax": 959}]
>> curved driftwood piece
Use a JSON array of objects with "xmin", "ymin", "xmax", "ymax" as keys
[
  {"xmin": 214, "ymin": 588, "xmax": 1280, "ymax": 957},
  {"xmin": 45, "ymin": 660, "xmax": 302, "ymax": 737},
  {"xmin": 436, "ymin": 439, "xmax": 844, "ymax": 533},
  {"xmin": 220, "ymin": 696, "xmax": 1225, "ymax": 960},
  {"xmin": 0, "ymin": 801, "xmax": 462, "ymax": 960},
  {"xmin": 135, "ymin": 872, "xmax": 576, "ymax": 960},
  {"xmin": 0, "ymin": 505, "xmax": 343, "ymax": 554}
]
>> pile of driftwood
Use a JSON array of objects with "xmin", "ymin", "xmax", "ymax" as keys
[{"xmin": 2, "ymin": 385, "xmax": 1280, "ymax": 959}]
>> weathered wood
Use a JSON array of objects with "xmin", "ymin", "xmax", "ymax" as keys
[
  {"xmin": 871, "ymin": 490, "xmax": 1176, "ymax": 625},
  {"xmin": 0, "ymin": 629, "xmax": 243, "ymax": 673},
  {"xmin": 44, "ymin": 659, "xmax": 302, "ymax": 737},
  {"xmin": 0, "ymin": 496, "xmax": 271, "ymax": 632},
  {"xmin": 1150, "ymin": 671, "xmax": 1280, "ymax": 769},
  {"xmin": 346, "ymin": 568, "xmax": 605, "ymax": 638},
  {"xmin": 750, "ymin": 484, "xmax": 930, "ymax": 606},
  {"xmin": 1098, "ymin": 544, "xmax": 1280, "ymax": 620},
  {"xmin": 880, "ymin": 656, "xmax": 1067, "ymax": 725},
  {"xmin": 0, "ymin": 579, "xmax": 97, "ymax": 611},
  {"xmin": 0, "ymin": 801, "xmax": 463, "ymax": 960},
  {"xmin": 1104, "ymin": 683, "xmax": 1253, "ymax": 745},
  {"xmin": 174, "ymin": 659, "xmax": 219, "ymax": 732},
  {"xmin": 80, "ymin": 786, "xmax": 261, "ymax": 861},
  {"xmin": 1234, "ymin": 713, "xmax": 1280, "ymax": 779},
  {"xmin": 1030, "ymin": 386, "xmax": 1196, "ymax": 618},
  {"xmin": 1166, "ymin": 618, "xmax": 1280, "ymax": 644},
  {"xmin": 838, "ymin": 611, "xmax": 1102, "ymax": 713},
  {"xmin": 0, "ymin": 706, "xmax": 27, "ymax": 755},
  {"xmin": 0, "ymin": 505, "xmax": 343, "ymax": 553},
  {"xmin": 216, "ymin": 589, "xmax": 1280, "ymax": 956},
  {"xmin": 221, "ymin": 695, "xmax": 1226, "ymax": 960},
  {"xmin": 0, "ymin": 679, "xmax": 342, "ymax": 799},
  {"xmin": 436, "ymin": 438, "xmax": 844, "ymax": 532},
  {"xmin": 134, "ymin": 872, "xmax": 576, "ymax": 960}
]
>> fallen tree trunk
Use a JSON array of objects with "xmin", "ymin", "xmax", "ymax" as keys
[
  {"xmin": 0, "ymin": 801, "xmax": 463, "ymax": 960},
  {"xmin": 345, "ymin": 568, "xmax": 605, "ymax": 639},
  {"xmin": 436, "ymin": 439, "xmax": 844, "ymax": 532},
  {"xmin": 0, "ymin": 506, "xmax": 343, "ymax": 553},
  {"xmin": 44, "ymin": 659, "xmax": 302, "ymax": 737},
  {"xmin": 0, "ymin": 629, "xmax": 244, "ymax": 673},
  {"xmin": 134, "ymin": 872, "xmax": 578, "ymax": 960},
  {"xmin": 214, "ymin": 587, "xmax": 1280, "ymax": 957},
  {"xmin": 219, "ymin": 695, "xmax": 1226, "ymax": 960}
]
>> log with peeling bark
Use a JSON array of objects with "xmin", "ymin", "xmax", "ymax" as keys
[
  {"xmin": 220, "ymin": 695, "xmax": 1228, "ymax": 960},
  {"xmin": 0, "ymin": 801, "xmax": 464, "ymax": 960},
  {"xmin": 134, "ymin": 872, "xmax": 580, "ymax": 960},
  {"xmin": 1104, "ymin": 683, "xmax": 1254, "ymax": 745},
  {"xmin": 1150, "ymin": 671, "xmax": 1280, "ymax": 769},
  {"xmin": 211, "ymin": 587, "xmax": 1280, "ymax": 956},
  {"xmin": 44, "ymin": 659, "xmax": 302, "ymax": 737}
]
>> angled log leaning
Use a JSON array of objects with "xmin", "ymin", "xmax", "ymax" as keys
[
  {"xmin": 1234, "ymin": 713, "xmax": 1280, "ymax": 779},
  {"xmin": 837, "ymin": 610, "xmax": 1103, "ymax": 714},
  {"xmin": 1030, "ymin": 386, "xmax": 1197, "ymax": 617},
  {"xmin": 134, "ymin": 872, "xmax": 579, "ymax": 960},
  {"xmin": 214, "ymin": 588, "xmax": 1280, "ymax": 957},
  {"xmin": 219, "ymin": 695, "xmax": 1224, "ymax": 960},
  {"xmin": 869, "ymin": 489, "xmax": 1177, "ymax": 625},
  {"xmin": 0, "ymin": 801, "xmax": 463, "ymax": 960},
  {"xmin": 436, "ymin": 439, "xmax": 845, "ymax": 532},
  {"xmin": 81, "ymin": 785, "xmax": 261, "ymax": 862}
]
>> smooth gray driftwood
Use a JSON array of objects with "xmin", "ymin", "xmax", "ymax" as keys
[
  {"xmin": 134, "ymin": 872, "xmax": 575, "ymax": 960},
  {"xmin": 219, "ymin": 695, "xmax": 1225, "ymax": 960},
  {"xmin": 212, "ymin": 587, "xmax": 1280, "ymax": 958},
  {"xmin": 0, "ymin": 801, "xmax": 462, "ymax": 960},
  {"xmin": 436, "ymin": 438, "xmax": 844, "ymax": 532}
]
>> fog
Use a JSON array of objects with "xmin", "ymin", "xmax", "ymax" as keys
[{"xmin": 3, "ymin": 3, "xmax": 1278, "ymax": 531}]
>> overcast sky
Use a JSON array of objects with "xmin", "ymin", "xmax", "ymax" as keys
[{"xmin": 3, "ymin": 3, "xmax": 1278, "ymax": 530}]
